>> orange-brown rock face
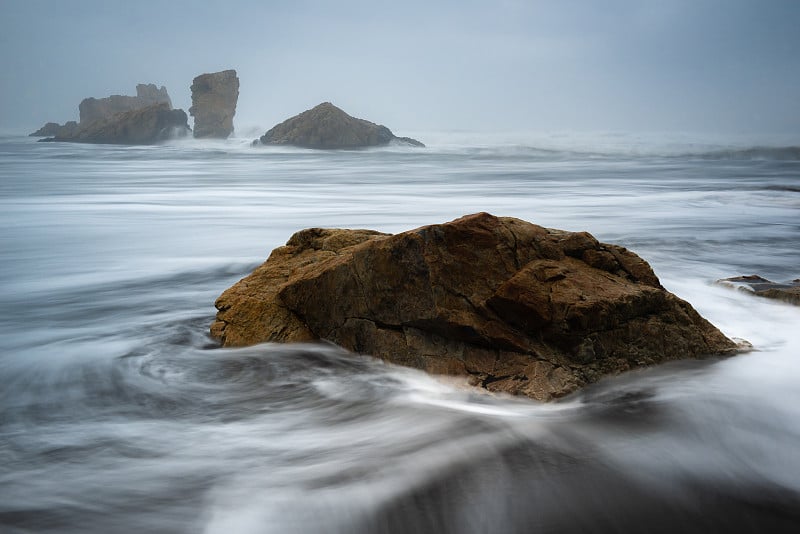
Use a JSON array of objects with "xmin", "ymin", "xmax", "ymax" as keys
[{"xmin": 211, "ymin": 213, "xmax": 738, "ymax": 401}]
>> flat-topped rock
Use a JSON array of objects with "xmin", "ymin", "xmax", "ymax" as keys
[
  {"xmin": 40, "ymin": 103, "xmax": 189, "ymax": 145},
  {"xmin": 211, "ymin": 213, "xmax": 738, "ymax": 401},
  {"xmin": 257, "ymin": 102, "xmax": 424, "ymax": 149},
  {"xmin": 189, "ymin": 70, "xmax": 239, "ymax": 139},
  {"xmin": 716, "ymin": 275, "xmax": 800, "ymax": 306}
]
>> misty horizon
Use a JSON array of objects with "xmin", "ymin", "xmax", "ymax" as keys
[{"xmin": 1, "ymin": 0, "xmax": 798, "ymax": 139}]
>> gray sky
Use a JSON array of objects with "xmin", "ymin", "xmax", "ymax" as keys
[{"xmin": 1, "ymin": 0, "xmax": 798, "ymax": 137}]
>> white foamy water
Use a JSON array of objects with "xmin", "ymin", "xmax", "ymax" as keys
[{"xmin": 0, "ymin": 133, "xmax": 798, "ymax": 533}]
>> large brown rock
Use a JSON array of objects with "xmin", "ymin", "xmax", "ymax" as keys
[
  {"xmin": 257, "ymin": 102, "xmax": 424, "ymax": 149},
  {"xmin": 79, "ymin": 84, "xmax": 172, "ymax": 125},
  {"xmin": 40, "ymin": 103, "xmax": 189, "ymax": 145},
  {"xmin": 211, "ymin": 213, "xmax": 738, "ymax": 401},
  {"xmin": 189, "ymin": 70, "xmax": 239, "ymax": 139}
]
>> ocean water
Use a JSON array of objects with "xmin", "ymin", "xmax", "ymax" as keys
[{"xmin": 1, "ymin": 132, "xmax": 799, "ymax": 533}]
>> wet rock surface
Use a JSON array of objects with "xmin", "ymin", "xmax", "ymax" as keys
[
  {"xmin": 716, "ymin": 275, "xmax": 800, "ymax": 306},
  {"xmin": 257, "ymin": 102, "xmax": 424, "ymax": 149},
  {"xmin": 211, "ymin": 213, "xmax": 738, "ymax": 401}
]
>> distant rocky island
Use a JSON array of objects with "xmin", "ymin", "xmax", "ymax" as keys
[
  {"xmin": 30, "ymin": 83, "xmax": 174, "ymax": 139},
  {"xmin": 41, "ymin": 104, "xmax": 190, "ymax": 145},
  {"xmin": 79, "ymin": 84, "xmax": 172, "ymax": 125},
  {"xmin": 256, "ymin": 102, "xmax": 424, "ymax": 149},
  {"xmin": 30, "ymin": 70, "xmax": 241, "ymax": 145},
  {"xmin": 32, "ymin": 83, "xmax": 188, "ymax": 145},
  {"xmin": 211, "ymin": 212, "xmax": 740, "ymax": 401},
  {"xmin": 30, "ymin": 71, "xmax": 425, "ymax": 148}
]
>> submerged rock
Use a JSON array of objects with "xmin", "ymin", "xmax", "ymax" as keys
[
  {"xmin": 257, "ymin": 102, "xmax": 424, "ymax": 149},
  {"xmin": 716, "ymin": 275, "xmax": 800, "ymax": 306},
  {"xmin": 40, "ymin": 103, "xmax": 189, "ymax": 145},
  {"xmin": 79, "ymin": 84, "xmax": 172, "ymax": 125},
  {"xmin": 211, "ymin": 213, "xmax": 738, "ymax": 401},
  {"xmin": 189, "ymin": 69, "xmax": 239, "ymax": 139}
]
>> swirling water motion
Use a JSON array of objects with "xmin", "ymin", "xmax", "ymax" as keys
[{"xmin": 1, "ymin": 134, "xmax": 799, "ymax": 533}]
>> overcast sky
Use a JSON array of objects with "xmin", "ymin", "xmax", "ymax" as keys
[{"xmin": 1, "ymin": 0, "xmax": 798, "ymax": 137}]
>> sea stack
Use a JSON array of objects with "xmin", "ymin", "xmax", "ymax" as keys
[
  {"xmin": 189, "ymin": 69, "xmax": 239, "ymax": 139},
  {"xmin": 257, "ymin": 102, "xmax": 424, "ymax": 149},
  {"xmin": 211, "ymin": 213, "xmax": 738, "ymax": 401}
]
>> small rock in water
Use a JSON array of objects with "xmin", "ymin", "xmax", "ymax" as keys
[{"xmin": 716, "ymin": 275, "xmax": 800, "ymax": 306}]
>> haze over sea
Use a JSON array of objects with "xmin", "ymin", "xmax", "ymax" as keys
[{"xmin": 0, "ymin": 130, "xmax": 798, "ymax": 532}]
